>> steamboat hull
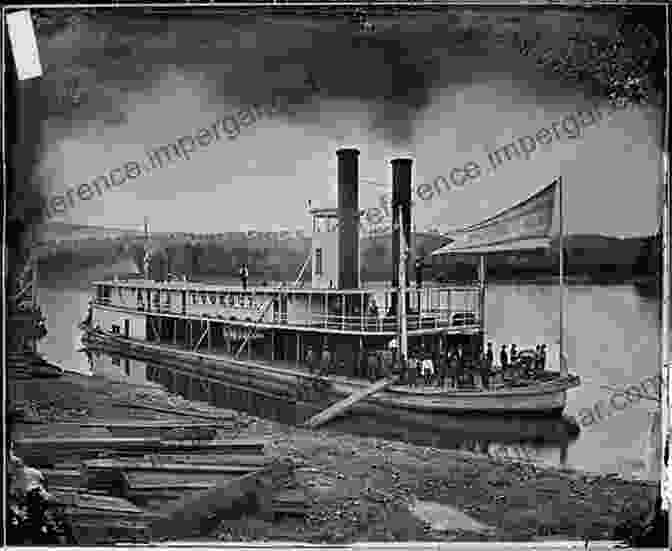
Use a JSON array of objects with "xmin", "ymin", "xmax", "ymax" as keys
[{"xmin": 83, "ymin": 328, "xmax": 578, "ymax": 417}]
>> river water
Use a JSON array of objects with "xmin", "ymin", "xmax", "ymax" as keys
[{"xmin": 36, "ymin": 275, "xmax": 660, "ymax": 481}]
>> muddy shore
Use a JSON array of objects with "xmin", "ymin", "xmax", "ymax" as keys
[{"xmin": 7, "ymin": 371, "xmax": 655, "ymax": 543}]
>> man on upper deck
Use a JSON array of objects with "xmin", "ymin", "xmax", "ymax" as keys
[{"xmin": 239, "ymin": 264, "xmax": 249, "ymax": 290}]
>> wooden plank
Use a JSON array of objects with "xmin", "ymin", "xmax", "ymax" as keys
[
  {"xmin": 153, "ymin": 439, "xmax": 266, "ymax": 455},
  {"xmin": 14, "ymin": 437, "xmax": 164, "ymax": 467},
  {"xmin": 303, "ymin": 377, "xmax": 397, "ymax": 429},
  {"xmin": 108, "ymin": 426, "xmax": 219, "ymax": 440},
  {"xmin": 127, "ymin": 477, "xmax": 237, "ymax": 491},
  {"xmin": 15, "ymin": 436, "xmax": 163, "ymax": 448},
  {"xmin": 41, "ymin": 468, "xmax": 82, "ymax": 488},
  {"xmin": 14, "ymin": 423, "xmax": 112, "ymax": 439},
  {"xmin": 114, "ymin": 401, "xmax": 236, "ymax": 422},
  {"xmin": 134, "ymin": 453, "xmax": 269, "ymax": 466},
  {"xmin": 84, "ymin": 458, "xmax": 267, "ymax": 474},
  {"xmin": 15, "ymin": 437, "xmax": 266, "ymax": 461},
  {"xmin": 85, "ymin": 418, "xmax": 235, "ymax": 426},
  {"xmin": 149, "ymin": 461, "xmax": 290, "ymax": 540},
  {"xmin": 49, "ymin": 489, "xmax": 147, "ymax": 515}
]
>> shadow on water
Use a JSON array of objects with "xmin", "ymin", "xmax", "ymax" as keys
[{"xmin": 85, "ymin": 347, "xmax": 579, "ymax": 468}]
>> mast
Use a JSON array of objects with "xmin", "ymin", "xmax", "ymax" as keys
[
  {"xmin": 559, "ymin": 177, "xmax": 567, "ymax": 377},
  {"xmin": 143, "ymin": 216, "xmax": 150, "ymax": 280}
]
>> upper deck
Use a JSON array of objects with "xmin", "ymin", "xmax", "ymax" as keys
[{"xmin": 92, "ymin": 279, "xmax": 483, "ymax": 335}]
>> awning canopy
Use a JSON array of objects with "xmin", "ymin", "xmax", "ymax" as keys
[
  {"xmin": 432, "ymin": 180, "xmax": 559, "ymax": 256},
  {"xmin": 434, "ymin": 237, "xmax": 552, "ymax": 255}
]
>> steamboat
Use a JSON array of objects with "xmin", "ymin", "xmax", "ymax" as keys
[{"xmin": 82, "ymin": 148, "xmax": 580, "ymax": 419}]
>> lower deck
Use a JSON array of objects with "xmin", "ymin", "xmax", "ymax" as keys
[
  {"xmin": 83, "ymin": 327, "xmax": 579, "ymax": 416},
  {"xmin": 91, "ymin": 304, "xmax": 483, "ymax": 383}
]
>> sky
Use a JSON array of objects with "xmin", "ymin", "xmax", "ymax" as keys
[{"xmin": 26, "ymin": 7, "xmax": 663, "ymax": 238}]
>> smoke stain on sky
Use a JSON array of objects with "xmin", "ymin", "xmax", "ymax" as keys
[{"xmin": 17, "ymin": 8, "xmax": 663, "ymax": 238}]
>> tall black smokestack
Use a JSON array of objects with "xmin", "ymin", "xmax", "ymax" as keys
[
  {"xmin": 391, "ymin": 158, "xmax": 413, "ymax": 311},
  {"xmin": 337, "ymin": 148, "xmax": 360, "ymax": 290}
]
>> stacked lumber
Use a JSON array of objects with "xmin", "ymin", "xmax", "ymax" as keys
[
  {"xmin": 16, "ymin": 418, "xmax": 310, "ymax": 543},
  {"xmin": 49, "ymin": 488, "xmax": 158, "ymax": 544},
  {"xmin": 7, "ymin": 351, "xmax": 63, "ymax": 379},
  {"xmin": 272, "ymin": 488, "xmax": 314, "ymax": 516}
]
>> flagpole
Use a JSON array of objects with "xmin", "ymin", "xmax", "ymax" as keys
[
  {"xmin": 559, "ymin": 177, "xmax": 567, "ymax": 377},
  {"xmin": 661, "ymin": 3, "xmax": 672, "ymax": 534},
  {"xmin": 479, "ymin": 255, "xmax": 487, "ymax": 348}
]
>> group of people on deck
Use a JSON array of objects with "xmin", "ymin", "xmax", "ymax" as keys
[
  {"xmin": 302, "ymin": 340, "xmax": 548, "ymax": 389},
  {"xmin": 405, "ymin": 342, "xmax": 548, "ymax": 390}
]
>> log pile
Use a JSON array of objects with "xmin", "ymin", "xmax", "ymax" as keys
[{"xmin": 13, "ymin": 418, "xmax": 311, "ymax": 544}]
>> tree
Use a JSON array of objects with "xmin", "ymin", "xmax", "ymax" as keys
[{"xmin": 513, "ymin": 9, "xmax": 664, "ymax": 108}]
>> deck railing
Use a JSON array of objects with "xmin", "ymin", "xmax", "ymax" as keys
[{"xmin": 93, "ymin": 285, "xmax": 482, "ymax": 333}]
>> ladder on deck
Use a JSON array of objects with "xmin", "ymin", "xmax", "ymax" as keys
[
  {"xmin": 233, "ymin": 252, "xmax": 312, "ymax": 360},
  {"xmin": 303, "ymin": 377, "xmax": 397, "ymax": 429}
]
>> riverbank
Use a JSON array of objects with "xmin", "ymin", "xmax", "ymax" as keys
[{"xmin": 7, "ymin": 370, "xmax": 655, "ymax": 543}]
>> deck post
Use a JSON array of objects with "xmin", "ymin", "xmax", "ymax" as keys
[
  {"xmin": 173, "ymin": 317, "xmax": 177, "ymax": 345},
  {"xmin": 247, "ymin": 332, "xmax": 251, "ymax": 360},
  {"xmin": 271, "ymin": 329, "xmax": 275, "ymax": 361},
  {"xmin": 417, "ymin": 289, "xmax": 421, "ymax": 329},
  {"xmin": 361, "ymin": 293, "xmax": 364, "ymax": 331},
  {"xmin": 341, "ymin": 294, "xmax": 345, "ymax": 331},
  {"xmin": 478, "ymin": 255, "xmax": 487, "ymax": 348},
  {"xmin": 208, "ymin": 320, "xmax": 212, "ymax": 352},
  {"xmin": 297, "ymin": 333, "xmax": 301, "ymax": 368}
]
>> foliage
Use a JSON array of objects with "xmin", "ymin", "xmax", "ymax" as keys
[
  {"xmin": 7, "ymin": 488, "xmax": 76, "ymax": 545},
  {"xmin": 515, "ymin": 10, "xmax": 663, "ymax": 107}
]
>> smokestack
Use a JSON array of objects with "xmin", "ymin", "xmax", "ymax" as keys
[
  {"xmin": 337, "ymin": 148, "xmax": 360, "ymax": 290},
  {"xmin": 391, "ymin": 158, "xmax": 413, "ymax": 306}
]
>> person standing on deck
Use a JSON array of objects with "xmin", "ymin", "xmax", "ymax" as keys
[
  {"xmin": 534, "ymin": 345, "xmax": 542, "ymax": 373},
  {"xmin": 422, "ymin": 357, "xmax": 434, "ymax": 385},
  {"xmin": 415, "ymin": 257, "xmax": 424, "ymax": 289},
  {"xmin": 500, "ymin": 344, "xmax": 508, "ymax": 372},
  {"xmin": 455, "ymin": 345, "xmax": 464, "ymax": 388},
  {"xmin": 407, "ymin": 355, "xmax": 417, "ymax": 386},
  {"xmin": 481, "ymin": 342, "xmax": 494, "ymax": 390},
  {"xmin": 510, "ymin": 344, "xmax": 518, "ymax": 365},
  {"xmin": 415, "ymin": 357, "xmax": 423, "ymax": 385},
  {"xmin": 486, "ymin": 342, "xmax": 494, "ymax": 372},
  {"xmin": 306, "ymin": 346, "xmax": 316, "ymax": 375},
  {"xmin": 435, "ymin": 354, "xmax": 443, "ymax": 387},
  {"xmin": 435, "ymin": 350, "xmax": 445, "ymax": 388},
  {"xmin": 446, "ymin": 347, "xmax": 457, "ymax": 389},
  {"xmin": 540, "ymin": 344, "xmax": 547, "ymax": 371},
  {"xmin": 239, "ymin": 264, "xmax": 249, "ymax": 290},
  {"xmin": 321, "ymin": 347, "xmax": 331, "ymax": 376}
]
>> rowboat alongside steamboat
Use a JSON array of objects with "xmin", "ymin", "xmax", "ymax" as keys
[{"xmin": 82, "ymin": 149, "xmax": 580, "ymax": 417}]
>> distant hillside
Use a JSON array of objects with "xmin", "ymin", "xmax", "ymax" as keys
[{"xmin": 35, "ymin": 223, "xmax": 660, "ymax": 284}]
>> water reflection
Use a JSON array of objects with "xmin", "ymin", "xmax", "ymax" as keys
[{"xmin": 86, "ymin": 347, "xmax": 578, "ymax": 469}]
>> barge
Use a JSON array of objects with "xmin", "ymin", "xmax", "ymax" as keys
[{"xmin": 82, "ymin": 149, "xmax": 580, "ymax": 417}]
